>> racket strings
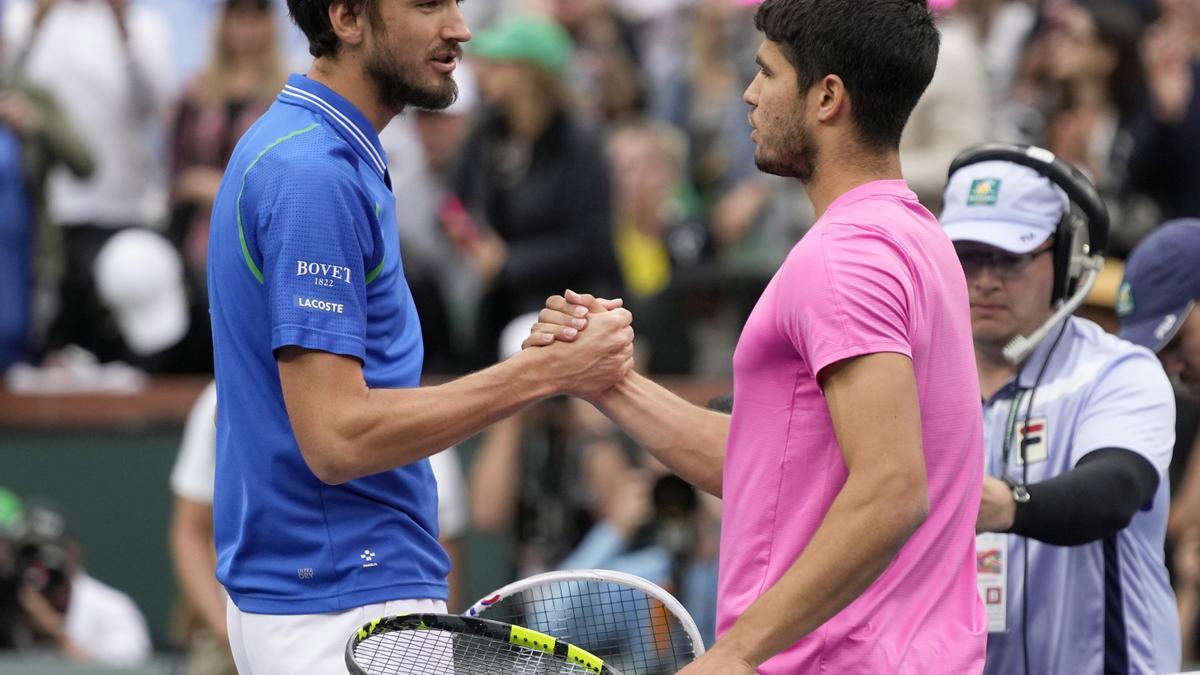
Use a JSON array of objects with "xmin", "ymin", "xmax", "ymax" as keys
[
  {"xmin": 353, "ymin": 629, "xmax": 599, "ymax": 675},
  {"xmin": 478, "ymin": 580, "xmax": 697, "ymax": 674}
]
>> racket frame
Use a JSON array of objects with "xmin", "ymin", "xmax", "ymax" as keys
[{"xmin": 463, "ymin": 568, "xmax": 706, "ymax": 656}]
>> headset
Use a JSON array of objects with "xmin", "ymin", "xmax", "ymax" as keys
[{"xmin": 947, "ymin": 143, "xmax": 1110, "ymax": 364}]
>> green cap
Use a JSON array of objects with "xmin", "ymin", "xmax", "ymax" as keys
[
  {"xmin": 0, "ymin": 487, "xmax": 22, "ymax": 535},
  {"xmin": 469, "ymin": 15, "xmax": 572, "ymax": 75}
]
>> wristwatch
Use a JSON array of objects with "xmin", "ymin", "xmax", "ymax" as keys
[{"xmin": 1011, "ymin": 484, "xmax": 1031, "ymax": 504}]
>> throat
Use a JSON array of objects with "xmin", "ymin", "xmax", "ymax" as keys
[{"xmin": 977, "ymin": 352, "xmax": 1019, "ymax": 401}]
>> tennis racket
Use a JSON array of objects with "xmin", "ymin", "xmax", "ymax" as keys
[
  {"xmin": 464, "ymin": 569, "xmax": 705, "ymax": 674},
  {"xmin": 345, "ymin": 613, "xmax": 624, "ymax": 674}
]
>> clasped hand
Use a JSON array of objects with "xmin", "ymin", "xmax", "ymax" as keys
[{"xmin": 523, "ymin": 289, "xmax": 634, "ymax": 401}]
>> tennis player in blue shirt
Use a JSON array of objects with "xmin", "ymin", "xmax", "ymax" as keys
[{"xmin": 206, "ymin": 2, "xmax": 634, "ymax": 672}]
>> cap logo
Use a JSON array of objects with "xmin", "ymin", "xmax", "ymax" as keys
[
  {"xmin": 1155, "ymin": 314, "xmax": 1179, "ymax": 341},
  {"xmin": 968, "ymin": 178, "xmax": 1000, "ymax": 206},
  {"xmin": 1115, "ymin": 281, "xmax": 1134, "ymax": 317}
]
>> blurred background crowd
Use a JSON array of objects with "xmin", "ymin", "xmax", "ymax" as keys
[{"xmin": 0, "ymin": 0, "xmax": 1198, "ymax": 671}]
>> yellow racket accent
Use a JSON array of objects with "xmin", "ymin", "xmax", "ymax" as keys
[
  {"xmin": 508, "ymin": 624, "xmax": 557, "ymax": 654},
  {"xmin": 565, "ymin": 644, "xmax": 605, "ymax": 674},
  {"xmin": 358, "ymin": 618, "xmax": 382, "ymax": 641}
]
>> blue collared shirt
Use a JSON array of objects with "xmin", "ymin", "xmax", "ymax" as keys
[
  {"xmin": 981, "ymin": 316, "xmax": 1179, "ymax": 675},
  {"xmin": 208, "ymin": 74, "xmax": 447, "ymax": 614}
]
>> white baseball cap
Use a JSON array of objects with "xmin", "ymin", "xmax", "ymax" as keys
[
  {"xmin": 499, "ymin": 311, "xmax": 542, "ymax": 360},
  {"xmin": 940, "ymin": 160, "xmax": 1068, "ymax": 254},
  {"xmin": 94, "ymin": 229, "xmax": 190, "ymax": 356}
]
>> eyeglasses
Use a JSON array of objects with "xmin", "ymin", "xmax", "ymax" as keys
[{"xmin": 955, "ymin": 243, "xmax": 1055, "ymax": 280}]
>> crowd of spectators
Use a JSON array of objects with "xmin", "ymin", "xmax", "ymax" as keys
[
  {"xmin": 3, "ymin": 0, "xmax": 1197, "ymax": 375},
  {"xmin": 1, "ymin": 0, "xmax": 1199, "ymax": 667}
]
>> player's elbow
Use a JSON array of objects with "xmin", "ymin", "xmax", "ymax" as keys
[
  {"xmin": 700, "ymin": 471, "xmax": 723, "ymax": 499},
  {"xmin": 304, "ymin": 449, "xmax": 351, "ymax": 485},
  {"xmin": 903, "ymin": 491, "xmax": 930, "ymax": 534},
  {"xmin": 872, "ymin": 474, "xmax": 929, "ymax": 543},
  {"xmin": 299, "ymin": 435, "xmax": 364, "ymax": 485}
]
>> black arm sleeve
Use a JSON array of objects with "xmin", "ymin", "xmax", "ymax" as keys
[{"xmin": 1007, "ymin": 447, "xmax": 1159, "ymax": 546}]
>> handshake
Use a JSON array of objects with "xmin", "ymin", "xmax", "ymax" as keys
[{"xmin": 514, "ymin": 289, "xmax": 636, "ymax": 403}]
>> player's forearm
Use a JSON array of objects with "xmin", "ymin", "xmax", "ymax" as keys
[
  {"xmin": 316, "ymin": 355, "xmax": 557, "ymax": 484},
  {"xmin": 713, "ymin": 473, "xmax": 928, "ymax": 667},
  {"xmin": 597, "ymin": 372, "xmax": 728, "ymax": 496}
]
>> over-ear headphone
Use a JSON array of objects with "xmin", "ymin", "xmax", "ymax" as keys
[{"xmin": 947, "ymin": 143, "xmax": 1110, "ymax": 306}]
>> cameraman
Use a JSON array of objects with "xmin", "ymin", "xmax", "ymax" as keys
[
  {"xmin": 9, "ymin": 501, "xmax": 150, "ymax": 666},
  {"xmin": 941, "ymin": 150, "xmax": 1178, "ymax": 674}
]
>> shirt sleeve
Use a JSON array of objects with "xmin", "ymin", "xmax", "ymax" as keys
[
  {"xmin": 170, "ymin": 381, "xmax": 217, "ymax": 504},
  {"xmin": 246, "ymin": 152, "xmax": 378, "ymax": 360},
  {"xmin": 1070, "ymin": 350, "xmax": 1176, "ymax": 476},
  {"xmin": 780, "ymin": 223, "xmax": 915, "ymax": 379}
]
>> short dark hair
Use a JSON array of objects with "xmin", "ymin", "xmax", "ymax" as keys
[
  {"xmin": 754, "ymin": 0, "xmax": 939, "ymax": 150},
  {"xmin": 287, "ymin": 0, "xmax": 377, "ymax": 58}
]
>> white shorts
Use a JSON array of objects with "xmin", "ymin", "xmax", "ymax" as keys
[{"xmin": 226, "ymin": 595, "xmax": 447, "ymax": 675}]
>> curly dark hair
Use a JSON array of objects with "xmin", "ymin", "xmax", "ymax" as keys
[
  {"xmin": 754, "ymin": 0, "xmax": 940, "ymax": 150},
  {"xmin": 286, "ymin": 0, "xmax": 379, "ymax": 58}
]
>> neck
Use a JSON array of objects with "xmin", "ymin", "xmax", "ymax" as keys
[
  {"xmin": 309, "ymin": 57, "xmax": 399, "ymax": 133},
  {"xmin": 1065, "ymin": 77, "xmax": 1109, "ymax": 112},
  {"xmin": 976, "ymin": 342, "xmax": 1020, "ymax": 400},
  {"xmin": 502, "ymin": 95, "xmax": 555, "ymax": 143},
  {"xmin": 805, "ymin": 146, "xmax": 903, "ymax": 218}
]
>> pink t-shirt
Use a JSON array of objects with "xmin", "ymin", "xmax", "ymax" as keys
[{"xmin": 718, "ymin": 180, "xmax": 985, "ymax": 674}]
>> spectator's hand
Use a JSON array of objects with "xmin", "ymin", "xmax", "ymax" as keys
[
  {"xmin": 976, "ymin": 476, "xmax": 1016, "ymax": 533},
  {"xmin": 174, "ymin": 167, "xmax": 225, "ymax": 206},
  {"xmin": 1142, "ymin": 22, "xmax": 1194, "ymax": 125},
  {"xmin": 19, "ymin": 586, "xmax": 89, "ymax": 661},
  {"xmin": 463, "ymin": 230, "xmax": 507, "ymax": 286},
  {"xmin": 18, "ymin": 585, "xmax": 65, "ymax": 640},
  {"xmin": 0, "ymin": 91, "xmax": 40, "ymax": 138},
  {"xmin": 606, "ymin": 473, "xmax": 651, "ymax": 538},
  {"xmin": 522, "ymin": 290, "xmax": 624, "ymax": 349}
]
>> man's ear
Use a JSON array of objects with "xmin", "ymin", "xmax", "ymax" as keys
[
  {"xmin": 328, "ymin": 0, "xmax": 368, "ymax": 50},
  {"xmin": 814, "ymin": 74, "xmax": 849, "ymax": 124}
]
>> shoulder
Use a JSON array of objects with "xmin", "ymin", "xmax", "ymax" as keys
[
  {"xmin": 128, "ymin": 5, "xmax": 172, "ymax": 36},
  {"xmin": 802, "ymin": 221, "xmax": 912, "ymax": 270},
  {"xmin": 241, "ymin": 119, "xmax": 362, "ymax": 194},
  {"xmin": 1067, "ymin": 318, "xmax": 1172, "ymax": 396},
  {"xmin": 1069, "ymin": 318, "xmax": 1161, "ymax": 367},
  {"xmin": 70, "ymin": 574, "xmax": 143, "ymax": 618},
  {"xmin": 11, "ymin": 80, "xmax": 55, "ymax": 107}
]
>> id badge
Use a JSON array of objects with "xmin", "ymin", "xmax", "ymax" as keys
[{"xmin": 976, "ymin": 532, "xmax": 1008, "ymax": 633}]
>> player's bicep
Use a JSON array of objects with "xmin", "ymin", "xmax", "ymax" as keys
[
  {"xmin": 277, "ymin": 346, "xmax": 369, "ymax": 482},
  {"xmin": 821, "ymin": 352, "xmax": 926, "ymax": 489}
]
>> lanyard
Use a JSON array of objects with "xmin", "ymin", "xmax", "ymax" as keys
[{"xmin": 1000, "ymin": 388, "xmax": 1029, "ymax": 484}]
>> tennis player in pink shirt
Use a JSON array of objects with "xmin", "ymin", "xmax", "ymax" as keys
[{"xmin": 526, "ymin": 0, "xmax": 986, "ymax": 671}]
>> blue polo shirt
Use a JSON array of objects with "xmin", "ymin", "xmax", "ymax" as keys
[
  {"xmin": 981, "ymin": 316, "xmax": 1178, "ymax": 675},
  {"xmin": 207, "ymin": 74, "xmax": 448, "ymax": 614}
]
